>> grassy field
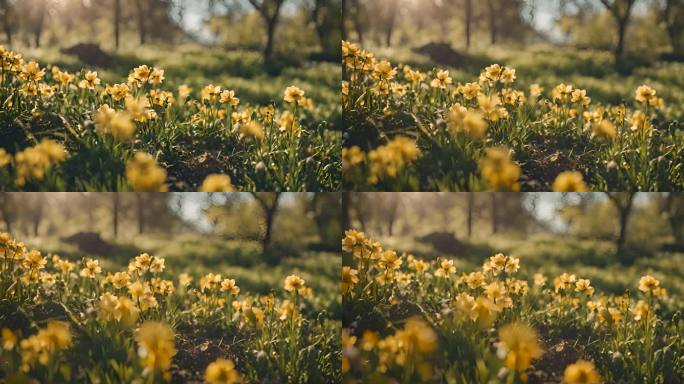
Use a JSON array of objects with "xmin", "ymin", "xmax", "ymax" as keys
[
  {"xmin": 0, "ymin": 45, "xmax": 341, "ymax": 191},
  {"xmin": 342, "ymin": 43, "xmax": 684, "ymax": 191},
  {"xmin": 0, "ymin": 232, "xmax": 340, "ymax": 383},
  {"xmin": 342, "ymin": 229, "xmax": 684, "ymax": 383}
]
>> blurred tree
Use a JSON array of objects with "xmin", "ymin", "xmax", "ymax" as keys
[
  {"xmin": 465, "ymin": 0, "xmax": 473, "ymax": 48},
  {"xmin": 112, "ymin": 193, "xmax": 120, "ymax": 238},
  {"xmin": 114, "ymin": 0, "xmax": 122, "ymax": 49},
  {"xmin": 0, "ymin": 193, "xmax": 17, "ymax": 233},
  {"xmin": 0, "ymin": 0, "xmax": 16, "ymax": 46},
  {"xmin": 245, "ymin": 0, "xmax": 286, "ymax": 68},
  {"xmin": 663, "ymin": 193, "xmax": 684, "ymax": 243},
  {"xmin": 308, "ymin": 193, "xmax": 341, "ymax": 248},
  {"xmin": 605, "ymin": 192, "xmax": 635, "ymax": 263},
  {"xmin": 307, "ymin": 0, "xmax": 342, "ymax": 59},
  {"xmin": 598, "ymin": 0, "xmax": 637, "ymax": 59},
  {"xmin": 251, "ymin": 192, "xmax": 281, "ymax": 254},
  {"xmin": 659, "ymin": 0, "xmax": 684, "ymax": 53}
]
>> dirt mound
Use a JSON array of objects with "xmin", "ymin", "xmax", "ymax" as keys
[
  {"xmin": 60, "ymin": 43, "xmax": 113, "ymax": 68},
  {"xmin": 417, "ymin": 231, "xmax": 466, "ymax": 255},
  {"xmin": 413, "ymin": 42, "xmax": 466, "ymax": 67},
  {"xmin": 62, "ymin": 232, "xmax": 113, "ymax": 255}
]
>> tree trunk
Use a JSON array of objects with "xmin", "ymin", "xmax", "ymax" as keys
[
  {"xmin": 467, "ymin": 193, "xmax": 474, "ymax": 238},
  {"xmin": 136, "ymin": 0, "xmax": 146, "ymax": 45},
  {"xmin": 32, "ymin": 199, "xmax": 43, "ymax": 237},
  {"xmin": 342, "ymin": 192, "xmax": 350, "ymax": 231},
  {"xmin": 113, "ymin": 193, "xmax": 120, "ymax": 238},
  {"xmin": 137, "ymin": 193, "xmax": 145, "ymax": 234},
  {"xmin": 465, "ymin": 0, "xmax": 472, "ymax": 49},
  {"xmin": 491, "ymin": 193, "xmax": 499, "ymax": 234},
  {"xmin": 264, "ymin": 16, "xmax": 277, "ymax": 67},
  {"xmin": 488, "ymin": 0, "xmax": 497, "ymax": 45},
  {"xmin": 606, "ymin": 192, "xmax": 635, "ymax": 264},
  {"xmin": 114, "ymin": 0, "xmax": 121, "ymax": 50},
  {"xmin": 615, "ymin": 17, "xmax": 628, "ymax": 59}
]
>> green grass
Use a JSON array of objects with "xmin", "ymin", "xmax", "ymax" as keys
[
  {"xmin": 0, "ymin": 231, "xmax": 341, "ymax": 383},
  {"xmin": 343, "ymin": 44, "xmax": 684, "ymax": 191},
  {"xmin": 1, "ymin": 44, "xmax": 341, "ymax": 191}
]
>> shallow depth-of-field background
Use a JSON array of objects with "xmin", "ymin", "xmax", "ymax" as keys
[
  {"xmin": 342, "ymin": 0, "xmax": 684, "ymax": 191},
  {"xmin": 0, "ymin": 0, "xmax": 342, "ymax": 191},
  {"xmin": 342, "ymin": 192, "xmax": 684, "ymax": 383},
  {"xmin": 0, "ymin": 192, "xmax": 341, "ymax": 383}
]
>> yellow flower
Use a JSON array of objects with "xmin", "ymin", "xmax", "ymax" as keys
[
  {"xmin": 136, "ymin": 321, "xmax": 176, "ymax": 374},
  {"xmin": 591, "ymin": 120, "xmax": 616, "ymax": 141},
  {"xmin": 635, "ymin": 85, "xmax": 656, "ymax": 104},
  {"xmin": 178, "ymin": 273, "xmax": 193, "ymax": 287},
  {"xmin": 1, "ymin": 328, "xmax": 17, "ymax": 350},
  {"xmin": 473, "ymin": 296, "xmax": 500, "ymax": 328},
  {"xmin": 149, "ymin": 68, "xmax": 165, "ymax": 84},
  {"xmin": 377, "ymin": 250, "xmax": 402, "ymax": 270},
  {"xmin": 455, "ymin": 292, "xmax": 477, "ymax": 321},
  {"xmin": 529, "ymin": 84, "xmax": 544, "ymax": 98},
  {"xmin": 575, "ymin": 279, "xmax": 594, "ymax": 296},
  {"xmin": 571, "ymin": 89, "xmax": 591, "ymax": 107},
  {"xmin": 105, "ymin": 83, "xmax": 131, "ymax": 101},
  {"xmin": 342, "ymin": 266, "xmax": 359, "ymax": 294},
  {"xmin": 220, "ymin": 279, "xmax": 240, "ymax": 295},
  {"xmin": 283, "ymin": 86, "xmax": 305, "ymax": 103},
  {"xmin": 497, "ymin": 323, "xmax": 543, "ymax": 378},
  {"xmin": 201, "ymin": 84, "xmax": 222, "ymax": 101},
  {"xmin": 501, "ymin": 67, "xmax": 516, "ymax": 84},
  {"xmin": 430, "ymin": 69, "xmax": 452, "ymax": 89},
  {"xmin": 638, "ymin": 275, "xmax": 660, "ymax": 294},
  {"xmin": 398, "ymin": 317, "xmax": 438, "ymax": 354},
  {"xmin": 372, "ymin": 60, "xmax": 396, "ymax": 81},
  {"xmin": 460, "ymin": 82, "xmax": 482, "ymax": 100},
  {"xmin": 80, "ymin": 258, "xmax": 102, "ymax": 278},
  {"xmin": 178, "ymin": 84, "xmax": 192, "ymax": 99},
  {"xmin": 20, "ymin": 61, "xmax": 45, "ymax": 82},
  {"xmin": 78, "ymin": 70, "xmax": 100, "ymax": 89},
  {"xmin": 278, "ymin": 299, "xmax": 297, "ymax": 320},
  {"xmin": 126, "ymin": 152, "xmax": 168, "ymax": 192},
  {"xmin": 205, "ymin": 358, "xmax": 241, "ymax": 384},
  {"xmin": 553, "ymin": 171, "xmax": 589, "ymax": 192},
  {"xmin": 284, "ymin": 274, "xmax": 306, "ymax": 294},
  {"xmin": 447, "ymin": 104, "xmax": 487, "ymax": 139},
  {"xmin": 0, "ymin": 148, "xmax": 10, "ymax": 168},
  {"xmin": 94, "ymin": 106, "xmax": 136, "ymax": 141},
  {"xmin": 563, "ymin": 360, "xmax": 602, "ymax": 384},
  {"xmin": 479, "ymin": 147, "xmax": 521, "ymax": 191},
  {"xmin": 199, "ymin": 174, "xmax": 235, "ymax": 192},
  {"xmin": 367, "ymin": 136, "xmax": 420, "ymax": 184},
  {"xmin": 434, "ymin": 259, "xmax": 456, "ymax": 277},
  {"xmin": 98, "ymin": 292, "xmax": 120, "ymax": 323},
  {"xmin": 630, "ymin": 111, "xmax": 652, "ymax": 133},
  {"xmin": 277, "ymin": 111, "xmax": 301, "ymax": 133},
  {"xmin": 632, "ymin": 300, "xmax": 651, "ymax": 321},
  {"xmin": 534, "ymin": 273, "xmax": 547, "ymax": 287},
  {"xmin": 238, "ymin": 120, "xmax": 265, "ymax": 141},
  {"xmin": 219, "ymin": 90, "xmax": 240, "ymax": 107},
  {"xmin": 150, "ymin": 256, "xmax": 165, "ymax": 273}
]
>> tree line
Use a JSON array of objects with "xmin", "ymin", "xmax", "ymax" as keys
[
  {"xmin": 0, "ymin": 0, "xmax": 341, "ymax": 66},
  {"xmin": 343, "ymin": 0, "xmax": 684, "ymax": 62}
]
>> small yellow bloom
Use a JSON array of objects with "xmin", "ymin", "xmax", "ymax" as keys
[
  {"xmin": 125, "ymin": 152, "xmax": 168, "ymax": 192},
  {"xmin": 205, "ymin": 358, "xmax": 241, "ymax": 384},
  {"xmin": 199, "ymin": 174, "xmax": 235, "ymax": 192},
  {"xmin": 553, "ymin": 171, "xmax": 589, "ymax": 192},
  {"xmin": 563, "ymin": 360, "xmax": 602, "ymax": 384}
]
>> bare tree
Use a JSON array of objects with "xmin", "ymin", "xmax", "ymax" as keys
[
  {"xmin": 114, "ymin": 0, "xmax": 122, "ymax": 49},
  {"xmin": 135, "ymin": 0, "xmax": 147, "ymax": 44},
  {"xmin": 112, "ymin": 193, "xmax": 120, "ymax": 238},
  {"xmin": 251, "ymin": 192, "xmax": 281, "ymax": 254},
  {"xmin": 605, "ymin": 192, "xmax": 635, "ymax": 264},
  {"xmin": 0, "ymin": 0, "xmax": 14, "ymax": 46},
  {"xmin": 246, "ymin": 0, "xmax": 286, "ymax": 68},
  {"xmin": 598, "ymin": 0, "xmax": 637, "ymax": 60},
  {"xmin": 465, "ymin": 0, "xmax": 473, "ymax": 48},
  {"xmin": 659, "ymin": 0, "xmax": 684, "ymax": 54}
]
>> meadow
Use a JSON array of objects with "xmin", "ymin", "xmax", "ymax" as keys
[
  {"xmin": 0, "ymin": 231, "xmax": 341, "ymax": 383},
  {"xmin": 341, "ymin": 229, "xmax": 684, "ymax": 383},
  {"xmin": 0, "ymin": 45, "xmax": 341, "ymax": 191},
  {"xmin": 342, "ymin": 42, "xmax": 684, "ymax": 191}
]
